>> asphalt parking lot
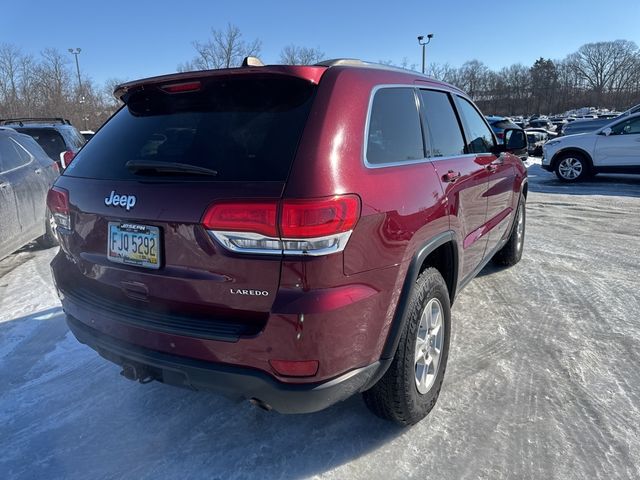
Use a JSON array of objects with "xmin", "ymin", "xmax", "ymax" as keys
[{"xmin": 1, "ymin": 163, "xmax": 639, "ymax": 480}]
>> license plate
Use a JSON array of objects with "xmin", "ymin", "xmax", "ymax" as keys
[{"xmin": 107, "ymin": 222, "xmax": 161, "ymax": 269}]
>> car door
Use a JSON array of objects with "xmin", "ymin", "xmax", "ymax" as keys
[
  {"xmin": 594, "ymin": 116, "xmax": 640, "ymax": 167},
  {"xmin": 0, "ymin": 138, "xmax": 23, "ymax": 258},
  {"xmin": 0, "ymin": 135, "xmax": 39, "ymax": 237},
  {"xmin": 14, "ymin": 134, "xmax": 59, "ymax": 222},
  {"xmin": 418, "ymin": 88, "xmax": 490, "ymax": 280},
  {"xmin": 453, "ymin": 95, "xmax": 516, "ymax": 259}
]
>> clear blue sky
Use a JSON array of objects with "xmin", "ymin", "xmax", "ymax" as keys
[{"xmin": 2, "ymin": 0, "xmax": 639, "ymax": 86}]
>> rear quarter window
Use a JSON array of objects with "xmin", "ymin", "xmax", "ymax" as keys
[
  {"xmin": 365, "ymin": 87, "xmax": 425, "ymax": 165},
  {"xmin": 64, "ymin": 76, "xmax": 316, "ymax": 182}
]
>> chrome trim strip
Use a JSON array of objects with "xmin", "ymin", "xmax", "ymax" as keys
[
  {"xmin": 208, "ymin": 231, "xmax": 353, "ymax": 257},
  {"xmin": 362, "ymin": 84, "xmax": 496, "ymax": 170}
]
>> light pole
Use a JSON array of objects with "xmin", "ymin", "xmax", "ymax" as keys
[
  {"xmin": 68, "ymin": 48, "xmax": 87, "ymax": 130},
  {"xmin": 417, "ymin": 34, "xmax": 434, "ymax": 75}
]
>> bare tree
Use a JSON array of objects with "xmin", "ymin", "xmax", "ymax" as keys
[
  {"xmin": 567, "ymin": 40, "xmax": 639, "ymax": 103},
  {"xmin": 279, "ymin": 45, "xmax": 325, "ymax": 65},
  {"xmin": 179, "ymin": 23, "xmax": 262, "ymax": 71},
  {"xmin": 0, "ymin": 44, "xmax": 22, "ymax": 116}
]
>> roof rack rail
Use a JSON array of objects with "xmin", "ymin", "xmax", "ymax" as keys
[
  {"xmin": 0, "ymin": 117, "xmax": 71, "ymax": 126},
  {"xmin": 314, "ymin": 58, "xmax": 434, "ymax": 78},
  {"xmin": 315, "ymin": 58, "xmax": 369, "ymax": 67}
]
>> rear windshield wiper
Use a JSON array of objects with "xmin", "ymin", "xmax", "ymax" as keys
[{"xmin": 126, "ymin": 160, "xmax": 218, "ymax": 177}]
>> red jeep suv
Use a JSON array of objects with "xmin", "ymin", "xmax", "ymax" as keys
[{"xmin": 48, "ymin": 59, "xmax": 527, "ymax": 425}]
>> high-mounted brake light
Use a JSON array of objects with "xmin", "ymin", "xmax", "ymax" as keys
[
  {"xmin": 202, "ymin": 195, "xmax": 361, "ymax": 256},
  {"xmin": 160, "ymin": 81, "xmax": 202, "ymax": 94},
  {"xmin": 46, "ymin": 186, "xmax": 71, "ymax": 230}
]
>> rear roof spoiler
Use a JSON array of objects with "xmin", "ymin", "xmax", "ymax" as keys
[{"xmin": 0, "ymin": 117, "xmax": 72, "ymax": 126}]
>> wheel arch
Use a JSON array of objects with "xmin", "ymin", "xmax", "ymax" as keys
[
  {"xmin": 379, "ymin": 231, "xmax": 459, "ymax": 361},
  {"xmin": 550, "ymin": 147, "xmax": 594, "ymax": 171}
]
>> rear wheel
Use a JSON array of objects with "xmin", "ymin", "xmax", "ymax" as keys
[
  {"xmin": 36, "ymin": 209, "xmax": 59, "ymax": 248},
  {"xmin": 363, "ymin": 268, "xmax": 450, "ymax": 425},
  {"xmin": 493, "ymin": 196, "xmax": 525, "ymax": 266},
  {"xmin": 555, "ymin": 153, "xmax": 589, "ymax": 182}
]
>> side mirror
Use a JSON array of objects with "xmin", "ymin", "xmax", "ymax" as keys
[
  {"xmin": 601, "ymin": 127, "xmax": 612, "ymax": 136},
  {"xmin": 504, "ymin": 128, "xmax": 527, "ymax": 151}
]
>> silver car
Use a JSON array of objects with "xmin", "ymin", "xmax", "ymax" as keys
[{"xmin": 0, "ymin": 128, "xmax": 60, "ymax": 260}]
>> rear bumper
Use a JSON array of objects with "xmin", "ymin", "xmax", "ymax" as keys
[{"xmin": 66, "ymin": 314, "xmax": 381, "ymax": 414}]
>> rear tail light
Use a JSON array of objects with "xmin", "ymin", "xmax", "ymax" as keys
[
  {"xmin": 202, "ymin": 202, "xmax": 278, "ymax": 237},
  {"xmin": 60, "ymin": 150, "xmax": 75, "ymax": 168},
  {"xmin": 269, "ymin": 359, "xmax": 319, "ymax": 377},
  {"xmin": 203, "ymin": 195, "xmax": 361, "ymax": 256},
  {"xmin": 46, "ymin": 186, "xmax": 71, "ymax": 230}
]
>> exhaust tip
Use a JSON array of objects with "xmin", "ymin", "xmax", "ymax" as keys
[
  {"xmin": 249, "ymin": 397, "xmax": 272, "ymax": 412},
  {"xmin": 120, "ymin": 363, "xmax": 154, "ymax": 384}
]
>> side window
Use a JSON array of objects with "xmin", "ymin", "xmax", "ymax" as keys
[
  {"xmin": 454, "ymin": 96, "xmax": 495, "ymax": 154},
  {"xmin": 366, "ymin": 88, "xmax": 424, "ymax": 165},
  {"xmin": 610, "ymin": 117, "xmax": 640, "ymax": 135},
  {"xmin": 0, "ymin": 137, "xmax": 31, "ymax": 172},
  {"xmin": 62, "ymin": 127, "xmax": 86, "ymax": 149},
  {"xmin": 419, "ymin": 90, "xmax": 465, "ymax": 157}
]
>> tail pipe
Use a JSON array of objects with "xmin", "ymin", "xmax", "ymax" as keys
[{"xmin": 120, "ymin": 363, "xmax": 154, "ymax": 384}]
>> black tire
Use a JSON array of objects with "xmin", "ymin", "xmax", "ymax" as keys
[
  {"xmin": 363, "ymin": 268, "xmax": 451, "ymax": 426},
  {"xmin": 493, "ymin": 196, "xmax": 525, "ymax": 267},
  {"xmin": 554, "ymin": 152, "xmax": 589, "ymax": 182},
  {"xmin": 36, "ymin": 209, "xmax": 59, "ymax": 249}
]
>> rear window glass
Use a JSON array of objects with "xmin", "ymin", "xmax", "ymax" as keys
[
  {"xmin": 64, "ymin": 76, "xmax": 316, "ymax": 182},
  {"xmin": 0, "ymin": 136, "xmax": 31, "ymax": 172},
  {"xmin": 491, "ymin": 120, "xmax": 517, "ymax": 129},
  {"xmin": 61, "ymin": 127, "xmax": 86, "ymax": 150},
  {"xmin": 14, "ymin": 128, "xmax": 66, "ymax": 160}
]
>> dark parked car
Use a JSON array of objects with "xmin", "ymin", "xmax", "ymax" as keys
[
  {"xmin": 0, "ymin": 118, "xmax": 85, "ymax": 170},
  {"xmin": 526, "ymin": 131, "xmax": 546, "ymax": 156},
  {"xmin": 486, "ymin": 116, "xmax": 528, "ymax": 161},
  {"xmin": 562, "ymin": 104, "xmax": 640, "ymax": 136},
  {"xmin": 528, "ymin": 118, "xmax": 555, "ymax": 131},
  {"xmin": 0, "ymin": 127, "xmax": 59, "ymax": 260},
  {"xmin": 49, "ymin": 58, "xmax": 528, "ymax": 425},
  {"xmin": 486, "ymin": 115, "xmax": 520, "ymax": 143}
]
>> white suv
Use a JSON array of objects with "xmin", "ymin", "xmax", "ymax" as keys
[{"xmin": 542, "ymin": 113, "xmax": 640, "ymax": 182}]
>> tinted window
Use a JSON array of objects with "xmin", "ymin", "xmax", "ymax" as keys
[
  {"xmin": 14, "ymin": 128, "xmax": 66, "ymax": 160},
  {"xmin": 611, "ymin": 117, "xmax": 640, "ymax": 135},
  {"xmin": 419, "ymin": 90, "xmax": 465, "ymax": 157},
  {"xmin": 65, "ymin": 77, "xmax": 316, "ymax": 181},
  {"xmin": 0, "ymin": 136, "xmax": 31, "ymax": 172},
  {"xmin": 491, "ymin": 120, "xmax": 518, "ymax": 130},
  {"xmin": 60, "ymin": 127, "xmax": 86, "ymax": 150},
  {"xmin": 455, "ymin": 96, "xmax": 495, "ymax": 153},
  {"xmin": 366, "ymin": 88, "xmax": 424, "ymax": 165}
]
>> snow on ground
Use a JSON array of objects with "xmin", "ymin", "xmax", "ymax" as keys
[{"xmin": 1, "ymin": 163, "xmax": 639, "ymax": 479}]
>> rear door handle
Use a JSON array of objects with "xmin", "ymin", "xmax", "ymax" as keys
[
  {"xmin": 443, "ymin": 170, "xmax": 461, "ymax": 183},
  {"xmin": 0, "ymin": 181, "xmax": 9, "ymax": 189},
  {"xmin": 34, "ymin": 168, "xmax": 42, "ymax": 175}
]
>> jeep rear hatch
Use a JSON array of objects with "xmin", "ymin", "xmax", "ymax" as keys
[{"xmin": 54, "ymin": 73, "xmax": 318, "ymax": 339}]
